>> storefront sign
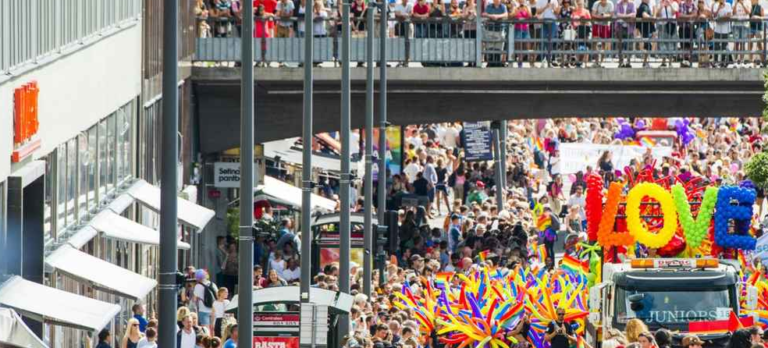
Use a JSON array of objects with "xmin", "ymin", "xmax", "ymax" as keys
[
  {"xmin": 461, "ymin": 122, "xmax": 493, "ymax": 161},
  {"xmin": 213, "ymin": 162, "xmax": 241, "ymax": 188},
  {"xmin": 12, "ymin": 81, "xmax": 41, "ymax": 163},
  {"xmin": 253, "ymin": 314, "xmax": 300, "ymax": 327},
  {"xmin": 253, "ymin": 336, "xmax": 299, "ymax": 348}
]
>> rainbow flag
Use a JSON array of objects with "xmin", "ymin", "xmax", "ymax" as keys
[
  {"xmin": 537, "ymin": 213, "xmax": 552, "ymax": 231},
  {"xmin": 478, "ymin": 250, "xmax": 490, "ymax": 262},
  {"xmin": 536, "ymin": 244, "xmax": 548, "ymax": 264},
  {"xmin": 639, "ymin": 137, "xmax": 656, "ymax": 148},
  {"xmin": 561, "ymin": 254, "xmax": 590, "ymax": 276}
]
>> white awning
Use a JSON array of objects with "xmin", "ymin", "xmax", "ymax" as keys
[
  {"xmin": 127, "ymin": 180, "xmax": 215, "ymax": 231},
  {"xmin": 90, "ymin": 210, "xmax": 191, "ymax": 250},
  {"xmin": 0, "ymin": 276, "xmax": 120, "ymax": 332},
  {"xmin": 65, "ymin": 225, "xmax": 98, "ymax": 250},
  {"xmin": 0, "ymin": 308, "xmax": 48, "ymax": 348},
  {"xmin": 254, "ymin": 176, "xmax": 336, "ymax": 212},
  {"xmin": 45, "ymin": 245, "xmax": 157, "ymax": 301}
]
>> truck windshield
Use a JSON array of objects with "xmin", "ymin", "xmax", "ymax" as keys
[{"xmin": 616, "ymin": 287, "xmax": 732, "ymax": 324}]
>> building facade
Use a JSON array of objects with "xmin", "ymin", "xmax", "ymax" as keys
[{"xmin": 0, "ymin": 1, "xmax": 210, "ymax": 347}]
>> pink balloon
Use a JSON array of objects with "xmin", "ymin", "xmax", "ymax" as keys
[
  {"xmin": 731, "ymin": 163, "xmax": 739, "ymax": 174},
  {"xmin": 569, "ymin": 174, "xmax": 577, "ymax": 183}
]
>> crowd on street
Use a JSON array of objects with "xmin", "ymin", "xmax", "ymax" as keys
[{"xmin": 98, "ymin": 116, "xmax": 766, "ymax": 348}]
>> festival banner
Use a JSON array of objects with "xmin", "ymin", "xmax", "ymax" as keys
[{"xmin": 557, "ymin": 143, "xmax": 673, "ymax": 175}]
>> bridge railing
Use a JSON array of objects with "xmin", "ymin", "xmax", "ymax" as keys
[{"xmin": 193, "ymin": 15, "xmax": 768, "ymax": 67}]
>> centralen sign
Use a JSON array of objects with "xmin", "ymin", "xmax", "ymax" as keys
[{"xmin": 214, "ymin": 162, "xmax": 241, "ymax": 188}]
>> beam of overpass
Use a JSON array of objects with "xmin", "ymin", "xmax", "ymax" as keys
[{"xmin": 192, "ymin": 67, "xmax": 764, "ymax": 154}]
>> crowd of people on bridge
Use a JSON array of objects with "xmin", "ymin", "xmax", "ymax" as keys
[{"xmin": 195, "ymin": 0, "xmax": 768, "ymax": 67}]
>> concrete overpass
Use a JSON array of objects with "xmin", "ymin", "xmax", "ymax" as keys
[{"xmin": 192, "ymin": 67, "xmax": 764, "ymax": 154}]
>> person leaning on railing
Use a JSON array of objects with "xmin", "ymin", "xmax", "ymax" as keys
[
  {"xmin": 393, "ymin": 0, "xmax": 413, "ymax": 38},
  {"xmin": 711, "ymin": 0, "xmax": 733, "ymax": 67},
  {"xmin": 655, "ymin": 0, "xmax": 678, "ymax": 67},
  {"xmin": 591, "ymin": 0, "xmax": 613, "ymax": 67},
  {"xmin": 748, "ymin": 0, "xmax": 764, "ymax": 67},
  {"xmin": 678, "ymin": 0, "xmax": 697, "ymax": 67},
  {"xmin": 275, "ymin": 0, "xmax": 296, "ymax": 39},
  {"xmin": 732, "ymin": 0, "xmax": 751, "ymax": 67},
  {"xmin": 571, "ymin": 0, "xmax": 591, "ymax": 67},
  {"xmin": 614, "ymin": 0, "xmax": 636, "ymax": 67},
  {"xmin": 511, "ymin": 0, "xmax": 535, "ymax": 67},
  {"xmin": 195, "ymin": 0, "xmax": 213, "ymax": 38},
  {"xmin": 412, "ymin": 0, "xmax": 431, "ymax": 38},
  {"xmin": 694, "ymin": 0, "xmax": 712, "ymax": 67},
  {"xmin": 484, "ymin": 0, "xmax": 509, "ymax": 66}
]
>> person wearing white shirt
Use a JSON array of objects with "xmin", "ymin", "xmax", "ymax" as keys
[
  {"xmin": 655, "ymin": 0, "xmax": 679, "ymax": 67},
  {"xmin": 211, "ymin": 287, "xmax": 231, "ymax": 338},
  {"xmin": 441, "ymin": 123, "xmax": 461, "ymax": 148},
  {"xmin": 191, "ymin": 270, "xmax": 212, "ymax": 330},
  {"xmin": 281, "ymin": 258, "xmax": 301, "ymax": 283},
  {"xmin": 137, "ymin": 328, "xmax": 157, "ymax": 348},
  {"xmin": 712, "ymin": 0, "xmax": 733, "ymax": 66},
  {"xmin": 403, "ymin": 158, "xmax": 421, "ymax": 183},
  {"xmin": 394, "ymin": 0, "xmax": 413, "ymax": 38},
  {"xmin": 178, "ymin": 315, "xmax": 197, "ymax": 348},
  {"xmin": 536, "ymin": 0, "xmax": 559, "ymax": 64}
]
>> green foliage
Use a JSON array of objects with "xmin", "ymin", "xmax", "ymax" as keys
[
  {"xmin": 227, "ymin": 206, "xmax": 240, "ymax": 240},
  {"xmin": 763, "ymin": 71, "xmax": 768, "ymax": 124},
  {"xmin": 746, "ymin": 151, "xmax": 768, "ymax": 189}
]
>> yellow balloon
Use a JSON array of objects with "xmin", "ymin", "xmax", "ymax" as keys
[{"xmin": 626, "ymin": 182, "xmax": 678, "ymax": 249}]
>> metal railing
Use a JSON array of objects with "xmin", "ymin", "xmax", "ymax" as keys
[
  {"xmin": 194, "ymin": 15, "xmax": 768, "ymax": 67},
  {"xmin": 0, "ymin": 0, "xmax": 142, "ymax": 76}
]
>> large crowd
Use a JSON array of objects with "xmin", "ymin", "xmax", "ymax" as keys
[
  {"xmin": 97, "ymin": 116, "xmax": 766, "ymax": 348},
  {"xmin": 195, "ymin": 0, "xmax": 768, "ymax": 67}
]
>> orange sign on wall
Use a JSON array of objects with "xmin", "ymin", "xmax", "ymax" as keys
[{"xmin": 12, "ymin": 81, "xmax": 41, "ymax": 163}]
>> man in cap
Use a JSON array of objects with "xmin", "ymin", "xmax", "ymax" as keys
[{"xmin": 467, "ymin": 181, "xmax": 488, "ymax": 205}]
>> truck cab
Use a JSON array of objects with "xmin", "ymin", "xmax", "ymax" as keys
[{"xmin": 588, "ymin": 259, "xmax": 755, "ymax": 348}]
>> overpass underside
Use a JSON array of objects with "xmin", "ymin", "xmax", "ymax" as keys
[{"xmin": 192, "ymin": 67, "xmax": 763, "ymax": 154}]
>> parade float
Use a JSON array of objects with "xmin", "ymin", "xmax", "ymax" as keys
[{"xmin": 395, "ymin": 168, "xmax": 768, "ymax": 348}]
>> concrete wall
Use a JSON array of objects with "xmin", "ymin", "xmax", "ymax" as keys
[{"xmin": 0, "ymin": 24, "xmax": 142, "ymax": 180}]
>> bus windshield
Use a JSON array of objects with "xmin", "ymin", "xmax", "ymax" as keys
[{"xmin": 615, "ymin": 286, "xmax": 733, "ymax": 324}]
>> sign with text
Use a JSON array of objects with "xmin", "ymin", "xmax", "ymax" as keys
[
  {"xmin": 12, "ymin": 81, "xmax": 41, "ymax": 163},
  {"xmin": 462, "ymin": 122, "xmax": 493, "ymax": 161},
  {"xmin": 253, "ymin": 313, "xmax": 300, "ymax": 327},
  {"xmin": 253, "ymin": 336, "xmax": 299, "ymax": 348},
  {"xmin": 213, "ymin": 162, "xmax": 241, "ymax": 188}
]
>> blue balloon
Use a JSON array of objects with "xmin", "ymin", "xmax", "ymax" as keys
[{"xmin": 714, "ymin": 186, "xmax": 757, "ymax": 250}]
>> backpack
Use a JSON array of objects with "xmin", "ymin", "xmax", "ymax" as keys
[{"xmin": 203, "ymin": 282, "xmax": 218, "ymax": 308}]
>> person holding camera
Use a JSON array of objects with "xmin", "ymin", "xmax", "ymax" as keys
[{"xmin": 545, "ymin": 309, "xmax": 577, "ymax": 348}]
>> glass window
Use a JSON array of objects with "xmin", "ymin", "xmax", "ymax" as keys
[
  {"xmin": 106, "ymin": 114, "xmax": 116, "ymax": 194},
  {"xmin": 122, "ymin": 101, "xmax": 134, "ymax": 182},
  {"xmin": 99, "ymin": 119, "xmax": 108, "ymax": 200},
  {"xmin": 44, "ymin": 154, "xmax": 54, "ymax": 241},
  {"xmin": 78, "ymin": 134, "xmax": 89, "ymax": 221},
  {"xmin": 0, "ymin": 181, "xmax": 5, "ymax": 254},
  {"xmin": 116, "ymin": 108, "xmax": 126, "ymax": 185},
  {"xmin": 66, "ymin": 138, "xmax": 77, "ymax": 227},
  {"xmin": 88, "ymin": 126, "xmax": 98, "ymax": 211},
  {"xmin": 57, "ymin": 144, "xmax": 67, "ymax": 232}
]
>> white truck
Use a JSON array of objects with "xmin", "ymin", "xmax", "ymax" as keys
[{"xmin": 586, "ymin": 258, "xmax": 759, "ymax": 348}]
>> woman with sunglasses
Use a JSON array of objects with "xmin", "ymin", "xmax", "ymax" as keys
[{"xmin": 121, "ymin": 318, "xmax": 143, "ymax": 348}]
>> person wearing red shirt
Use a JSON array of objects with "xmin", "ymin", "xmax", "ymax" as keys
[
  {"xmin": 412, "ymin": 0, "xmax": 430, "ymax": 37},
  {"xmin": 254, "ymin": 0, "xmax": 278, "ymax": 35}
]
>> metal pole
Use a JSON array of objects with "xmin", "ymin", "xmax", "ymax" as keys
[
  {"xmin": 363, "ymin": 0, "xmax": 374, "ymax": 299},
  {"xmin": 499, "ymin": 120, "xmax": 507, "ymax": 202},
  {"xmin": 158, "ymin": 0, "xmax": 178, "ymax": 347},
  {"xmin": 475, "ymin": 0, "xmax": 483, "ymax": 67},
  {"xmin": 300, "ymin": 0, "xmax": 314, "ymax": 315},
  {"xmin": 377, "ymin": 0, "xmax": 387, "ymax": 224},
  {"xmin": 238, "ymin": 0, "xmax": 255, "ymax": 346},
  {"xmin": 493, "ymin": 129, "xmax": 504, "ymax": 212},
  {"xmin": 339, "ymin": 0, "xmax": 352, "ymax": 340}
]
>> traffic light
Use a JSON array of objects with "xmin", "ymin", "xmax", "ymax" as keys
[{"xmin": 374, "ymin": 224, "xmax": 388, "ymax": 254}]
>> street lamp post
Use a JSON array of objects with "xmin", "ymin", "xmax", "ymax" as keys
[
  {"xmin": 238, "ymin": 0, "xmax": 255, "ymax": 345},
  {"xmin": 363, "ymin": 0, "xmax": 375, "ymax": 299},
  {"xmin": 338, "ymin": 0, "xmax": 352, "ymax": 341},
  {"xmin": 159, "ymin": 1, "xmax": 179, "ymax": 347}
]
